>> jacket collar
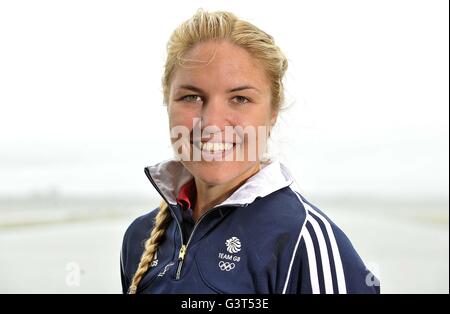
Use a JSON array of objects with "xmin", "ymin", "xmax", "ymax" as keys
[{"xmin": 144, "ymin": 158, "xmax": 294, "ymax": 208}]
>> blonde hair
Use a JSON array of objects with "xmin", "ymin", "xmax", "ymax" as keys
[
  {"xmin": 128, "ymin": 201, "xmax": 171, "ymax": 294},
  {"xmin": 162, "ymin": 9, "xmax": 288, "ymax": 112},
  {"xmin": 129, "ymin": 9, "xmax": 288, "ymax": 293}
]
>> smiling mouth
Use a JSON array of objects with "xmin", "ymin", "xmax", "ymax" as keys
[{"xmin": 191, "ymin": 141, "xmax": 236, "ymax": 153}]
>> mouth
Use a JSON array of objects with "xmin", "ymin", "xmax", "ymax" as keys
[{"xmin": 191, "ymin": 141, "xmax": 236, "ymax": 155}]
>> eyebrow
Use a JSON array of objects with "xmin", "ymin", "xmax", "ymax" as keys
[
  {"xmin": 227, "ymin": 85, "xmax": 260, "ymax": 93},
  {"xmin": 177, "ymin": 84, "xmax": 260, "ymax": 94}
]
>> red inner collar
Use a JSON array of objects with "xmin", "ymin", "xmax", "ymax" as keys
[{"xmin": 176, "ymin": 179, "xmax": 196, "ymax": 210}]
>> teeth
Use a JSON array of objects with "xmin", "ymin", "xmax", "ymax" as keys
[{"xmin": 200, "ymin": 142, "xmax": 233, "ymax": 152}]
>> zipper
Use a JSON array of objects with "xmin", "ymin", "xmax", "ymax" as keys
[
  {"xmin": 174, "ymin": 203, "xmax": 244, "ymax": 280},
  {"xmin": 175, "ymin": 244, "xmax": 187, "ymax": 279},
  {"xmin": 144, "ymin": 167, "xmax": 246, "ymax": 280}
]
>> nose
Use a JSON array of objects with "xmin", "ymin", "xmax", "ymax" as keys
[{"xmin": 200, "ymin": 96, "xmax": 232, "ymax": 131}]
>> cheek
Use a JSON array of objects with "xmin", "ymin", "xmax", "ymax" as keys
[
  {"xmin": 240, "ymin": 107, "xmax": 273, "ymax": 147},
  {"xmin": 239, "ymin": 106, "xmax": 273, "ymax": 129},
  {"xmin": 168, "ymin": 104, "xmax": 197, "ymax": 129}
]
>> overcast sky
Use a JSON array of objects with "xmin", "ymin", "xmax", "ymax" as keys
[{"xmin": 0, "ymin": 0, "xmax": 448, "ymax": 201}]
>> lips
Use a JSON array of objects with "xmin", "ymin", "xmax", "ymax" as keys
[
  {"xmin": 201, "ymin": 142, "xmax": 234, "ymax": 152},
  {"xmin": 191, "ymin": 141, "xmax": 235, "ymax": 153}
]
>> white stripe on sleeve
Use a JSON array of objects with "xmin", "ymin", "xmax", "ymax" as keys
[
  {"xmin": 298, "ymin": 194, "xmax": 347, "ymax": 294},
  {"xmin": 307, "ymin": 215, "xmax": 334, "ymax": 293},
  {"xmin": 302, "ymin": 227, "xmax": 320, "ymax": 294}
]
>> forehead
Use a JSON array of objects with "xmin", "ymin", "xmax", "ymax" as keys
[{"xmin": 171, "ymin": 40, "xmax": 270, "ymax": 92}]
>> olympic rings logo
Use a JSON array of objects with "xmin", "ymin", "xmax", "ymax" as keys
[{"xmin": 218, "ymin": 261, "xmax": 236, "ymax": 271}]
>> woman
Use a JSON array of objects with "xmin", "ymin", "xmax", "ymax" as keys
[{"xmin": 120, "ymin": 9, "xmax": 380, "ymax": 294}]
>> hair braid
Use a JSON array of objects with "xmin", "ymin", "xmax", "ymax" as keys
[{"xmin": 128, "ymin": 201, "xmax": 172, "ymax": 294}]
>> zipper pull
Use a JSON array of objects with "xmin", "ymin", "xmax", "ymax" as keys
[
  {"xmin": 178, "ymin": 244, "xmax": 186, "ymax": 261},
  {"xmin": 175, "ymin": 244, "xmax": 187, "ymax": 280}
]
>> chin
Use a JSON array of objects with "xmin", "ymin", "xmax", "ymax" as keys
[{"xmin": 184, "ymin": 161, "xmax": 253, "ymax": 186}]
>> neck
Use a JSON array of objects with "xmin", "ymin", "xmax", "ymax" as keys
[{"xmin": 193, "ymin": 163, "xmax": 261, "ymax": 221}]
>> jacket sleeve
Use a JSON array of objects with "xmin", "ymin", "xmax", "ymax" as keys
[{"xmin": 286, "ymin": 209, "xmax": 380, "ymax": 294}]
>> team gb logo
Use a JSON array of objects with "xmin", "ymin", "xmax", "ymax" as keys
[{"xmin": 225, "ymin": 236, "xmax": 242, "ymax": 254}]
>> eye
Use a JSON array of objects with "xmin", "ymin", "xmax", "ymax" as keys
[
  {"xmin": 180, "ymin": 95, "xmax": 202, "ymax": 103},
  {"xmin": 232, "ymin": 96, "xmax": 250, "ymax": 105}
]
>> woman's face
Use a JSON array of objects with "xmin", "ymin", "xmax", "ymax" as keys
[{"xmin": 168, "ymin": 40, "xmax": 276, "ymax": 186}]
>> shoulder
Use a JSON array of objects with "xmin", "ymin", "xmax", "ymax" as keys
[
  {"xmin": 284, "ymin": 191, "xmax": 380, "ymax": 294},
  {"xmin": 121, "ymin": 208, "xmax": 159, "ymax": 271},
  {"xmin": 249, "ymin": 185, "xmax": 308, "ymax": 227},
  {"xmin": 123, "ymin": 209, "xmax": 159, "ymax": 240},
  {"xmin": 122, "ymin": 208, "xmax": 159, "ymax": 254}
]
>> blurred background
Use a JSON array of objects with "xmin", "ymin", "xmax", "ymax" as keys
[{"xmin": 0, "ymin": 0, "xmax": 448, "ymax": 293}]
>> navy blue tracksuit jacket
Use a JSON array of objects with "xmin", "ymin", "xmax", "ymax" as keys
[{"xmin": 120, "ymin": 159, "xmax": 380, "ymax": 294}]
